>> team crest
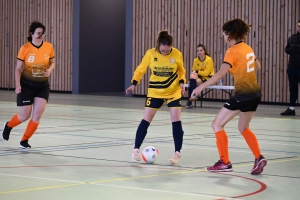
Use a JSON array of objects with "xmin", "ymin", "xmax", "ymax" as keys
[{"xmin": 169, "ymin": 58, "xmax": 176, "ymax": 64}]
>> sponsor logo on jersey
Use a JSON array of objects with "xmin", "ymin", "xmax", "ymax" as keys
[
  {"xmin": 169, "ymin": 58, "xmax": 175, "ymax": 64},
  {"xmin": 154, "ymin": 57, "xmax": 158, "ymax": 62}
]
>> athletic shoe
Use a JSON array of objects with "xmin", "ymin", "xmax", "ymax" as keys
[
  {"xmin": 185, "ymin": 101, "xmax": 193, "ymax": 109},
  {"xmin": 251, "ymin": 155, "xmax": 267, "ymax": 175},
  {"xmin": 280, "ymin": 108, "xmax": 295, "ymax": 116},
  {"xmin": 207, "ymin": 160, "xmax": 233, "ymax": 172},
  {"xmin": 2, "ymin": 122, "xmax": 12, "ymax": 141},
  {"xmin": 20, "ymin": 140, "xmax": 31, "ymax": 149},
  {"xmin": 169, "ymin": 151, "xmax": 181, "ymax": 165},
  {"xmin": 132, "ymin": 149, "xmax": 141, "ymax": 161},
  {"xmin": 189, "ymin": 96, "xmax": 198, "ymax": 101}
]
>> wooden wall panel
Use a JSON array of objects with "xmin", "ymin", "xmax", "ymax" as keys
[
  {"xmin": 132, "ymin": 0, "xmax": 300, "ymax": 103},
  {"xmin": 0, "ymin": 0, "xmax": 73, "ymax": 92}
]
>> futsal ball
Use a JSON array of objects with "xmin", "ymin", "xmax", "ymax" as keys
[{"xmin": 142, "ymin": 146, "xmax": 159, "ymax": 163}]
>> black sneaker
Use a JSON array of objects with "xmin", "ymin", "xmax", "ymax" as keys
[
  {"xmin": 2, "ymin": 122, "xmax": 12, "ymax": 141},
  {"xmin": 20, "ymin": 140, "xmax": 31, "ymax": 149},
  {"xmin": 251, "ymin": 155, "xmax": 267, "ymax": 175},
  {"xmin": 280, "ymin": 108, "xmax": 295, "ymax": 116},
  {"xmin": 186, "ymin": 101, "xmax": 193, "ymax": 109}
]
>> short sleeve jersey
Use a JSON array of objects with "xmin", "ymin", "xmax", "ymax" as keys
[
  {"xmin": 17, "ymin": 41, "xmax": 55, "ymax": 82},
  {"xmin": 224, "ymin": 42, "xmax": 261, "ymax": 101},
  {"xmin": 131, "ymin": 48, "xmax": 186, "ymax": 99},
  {"xmin": 192, "ymin": 55, "xmax": 214, "ymax": 81}
]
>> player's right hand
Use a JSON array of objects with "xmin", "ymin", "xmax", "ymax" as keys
[
  {"xmin": 15, "ymin": 86, "xmax": 21, "ymax": 94},
  {"xmin": 126, "ymin": 85, "xmax": 136, "ymax": 94}
]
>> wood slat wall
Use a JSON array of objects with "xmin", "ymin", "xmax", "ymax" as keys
[
  {"xmin": 0, "ymin": 0, "xmax": 73, "ymax": 91},
  {"xmin": 132, "ymin": 0, "xmax": 300, "ymax": 103}
]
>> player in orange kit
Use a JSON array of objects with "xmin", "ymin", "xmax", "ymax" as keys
[
  {"xmin": 191, "ymin": 19, "xmax": 267, "ymax": 174},
  {"xmin": 2, "ymin": 21, "xmax": 55, "ymax": 148}
]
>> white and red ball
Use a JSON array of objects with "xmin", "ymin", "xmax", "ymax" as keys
[{"xmin": 142, "ymin": 146, "xmax": 159, "ymax": 163}]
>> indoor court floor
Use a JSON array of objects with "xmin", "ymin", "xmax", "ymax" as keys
[{"xmin": 0, "ymin": 90, "xmax": 299, "ymax": 200}]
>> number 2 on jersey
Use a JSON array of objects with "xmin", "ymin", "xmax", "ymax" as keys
[{"xmin": 246, "ymin": 53, "xmax": 255, "ymax": 73}]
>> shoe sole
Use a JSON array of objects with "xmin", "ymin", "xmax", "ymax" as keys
[
  {"xmin": 207, "ymin": 169, "xmax": 233, "ymax": 172},
  {"xmin": 251, "ymin": 159, "xmax": 267, "ymax": 175},
  {"xmin": 19, "ymin": 145, "xmax": 31, "ymax": 149}
]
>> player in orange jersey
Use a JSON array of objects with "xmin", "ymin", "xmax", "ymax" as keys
[
  {"xmin": 2, "ymin": 21, "xmax": 55, "ymax": 148},
  {"xmin": 191, "ymin": 19, "xmax": 267, "ymax": 174},
  {"xmin": 126, "ymin": 30, "xmax": 186, "ymax": 165}
]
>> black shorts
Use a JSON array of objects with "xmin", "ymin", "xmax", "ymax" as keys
[
  {"xmin": 223, "ymin": 97, "xmax": 261, "ymax": 112},
  {"xmin": 17, "ymin": 78, "xmax": 50, "ymax": 106},
  {"xmin": 144, "ymin": 97, "xmax": 182, "ymax": 109}
]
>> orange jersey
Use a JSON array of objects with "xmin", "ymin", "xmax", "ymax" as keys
[
  {"xmin": 224, "ymin": 42, "xmax": 261, "ymax": 101},
  {"xmin": 17, "ymin": 41, "xmax": 55, "ymax": 82}
]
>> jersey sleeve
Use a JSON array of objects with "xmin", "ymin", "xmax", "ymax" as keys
[
  {"xmin": 223, "ymin": 49, "xmax": 235, "ymax": 67},
  {"xmin": 17, "ymin": 46, "xmax": 25, "ymax": 61},
  {"xmin": 177, "ymin": 52, "xmax": 186, "ymax": 84},
  {"xmin": 131, "ymin": 50, "xmax": 151, "ymax": 85},
  {"xmin": 198, "ymin": 57, "xmax": 214, "ymax": 77}
]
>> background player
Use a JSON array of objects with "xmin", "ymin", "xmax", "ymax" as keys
[
  {"xmin": 191, "ymin": 19, "xmax": 267, "ymax": 174},
  {"xmin": 186, "ymin": 44, "xmax": 214, "ymax": 108},
  {"xmin": 126, "ymin": 30, "xmax": 186, "ymax": 165},
  {"xmin": 2, "ymin": 21, "xmax": 55, "ymax": 148}
]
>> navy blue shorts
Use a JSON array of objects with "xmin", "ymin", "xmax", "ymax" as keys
[{"xmin": 144, "ymin": 97, "xmax": 182, "ymax": 109}]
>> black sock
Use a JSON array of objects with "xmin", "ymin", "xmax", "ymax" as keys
[
  {"xmin": 188, "ymin": 79, "xmax": 197, "ymax": 99},
  {"xmin": 134, "ymin": 119, "xmax": 150, "ymax": 149},
  {"xmin": 172, "ymin": 121, "xmax": 184, "ymax": 152}
]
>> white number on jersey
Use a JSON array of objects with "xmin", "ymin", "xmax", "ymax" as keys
[
  {"xmin": 246, "ymin": 53, "xmax": 255, "ymax": 73},
  {"xmin": 28, "ymin": 56, "xmax": 35, "ymax": 62}
]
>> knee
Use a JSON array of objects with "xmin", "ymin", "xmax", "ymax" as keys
[
  {"xmin": 211, "ymin": 120, "xmax": 220, "ymax": 132},
  {"xmin": 18, "ymin": 113, "xmax": 31, "ymax": 122}
]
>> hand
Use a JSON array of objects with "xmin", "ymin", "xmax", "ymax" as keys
[
  {"xmin": 191, "ymin": 85, "xmax": 204, "ymax": 97},
  {"xmin": 126, "ymin": 85, "xmax": 136, "ymax": 94},
  {"xmin": 15, "ymin": 86, "xmax": 21, "ymax": 94},
  {"xmin": 44, "ymin": 69, "xmax": 52, "ymax": 77},
  {"xmin": 190, "ymin": 71, "xmax": 198, "ymax": 79},
  {"xmin": 180, "ymin": 83, "xmax": 186, "ymax": 95}
]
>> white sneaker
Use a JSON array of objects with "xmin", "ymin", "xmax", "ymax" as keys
[
  {"xmin": 132, "ymin": 149, "xmax": 141, "ymax": 161},
  {"xmin": 169, "ymin": 151, "xmax": 181, "ymax": 165}
]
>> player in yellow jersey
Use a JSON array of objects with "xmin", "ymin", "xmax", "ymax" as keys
[
  {"xmin": 126, "ymin": 30, "xmax": 186, "ymax": 164},
  {"xmin": 2, "ymin": 21, "xmax": 55, "ymax": 148},
  {"xmin": 186, "ymin": 44, "xmax": 214, "ymax": 108},
  {"xmin": 191, "ymin": 19, "xmax": 267, "ymax": 174}
]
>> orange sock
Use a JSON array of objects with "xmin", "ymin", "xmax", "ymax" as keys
[
  {"xmin": 242, "ymin": 128, "xmax": 261, "ymax": 159},
  {"xmin": 215, "ymin": 130, "xmax": 230, "ymax": 164},
  {"xmin": 7, "ymin": 114, "xmax": 22, "ymax": 128},
  {"xmin": 21, "ymin": 120, "xmax": 39, "ymax": 141}
]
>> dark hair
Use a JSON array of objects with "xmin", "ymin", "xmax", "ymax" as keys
[
  {"xmin": 298, "ymin": 20, "xmax": 300, "ymax": 23},
  {"xmin": 222, "ymin": 18, "xmax": 251, "ymax": 41},
  {"xmin": 27, "ymin": 21, "xmax": 46, "ymax": 42},
  {"xmin": 197, "ymin": 44, "xmax": 210, "ymax": 57},
  {"xmin": 155, "ymin": 30, "xmax": 173, "ymax": 52}
]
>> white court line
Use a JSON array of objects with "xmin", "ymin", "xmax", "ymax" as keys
[
  {"xmin": 0, "ymin": 173, "xmax": 83, "ymax": 184},
  {"xmin": 91, "ymin": 182, "xmax": 244, "ymax": 200},
  {"xmin": 0, "ymin": 172, "xmax": 243, "ymax": 200}
]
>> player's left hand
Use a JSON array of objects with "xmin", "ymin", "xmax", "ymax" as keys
[
  {"xmin": 180, "ymin": 83, "xmax": 186, "ymax": 95},
  {"xmin": 44, "ymin": 69, "xmax": 52, "ymax": 77}
]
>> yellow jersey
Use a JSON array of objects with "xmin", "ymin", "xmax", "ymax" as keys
[
  {"xmin": 224, "ymin": 42, "xmax": 261, "ymax": 101},
  {"xmin": 131, "ymin": 48, "xmax": 186, "ymax": 99},
  {"xmin": 17, "ymin": 41, "xmax": 55, "ymax": 82},
  {"xmin": 192, "ymin": 55, "xmax": 214, "ymax": 81}
]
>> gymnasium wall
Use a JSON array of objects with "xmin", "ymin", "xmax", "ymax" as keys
[
  {"xmin": 130, "ymin": 0, "xmax": 300, "ymax": 103},
  {"xmin": 0, "ymin": 0, "xmax": 73, "ymax": 91}
]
